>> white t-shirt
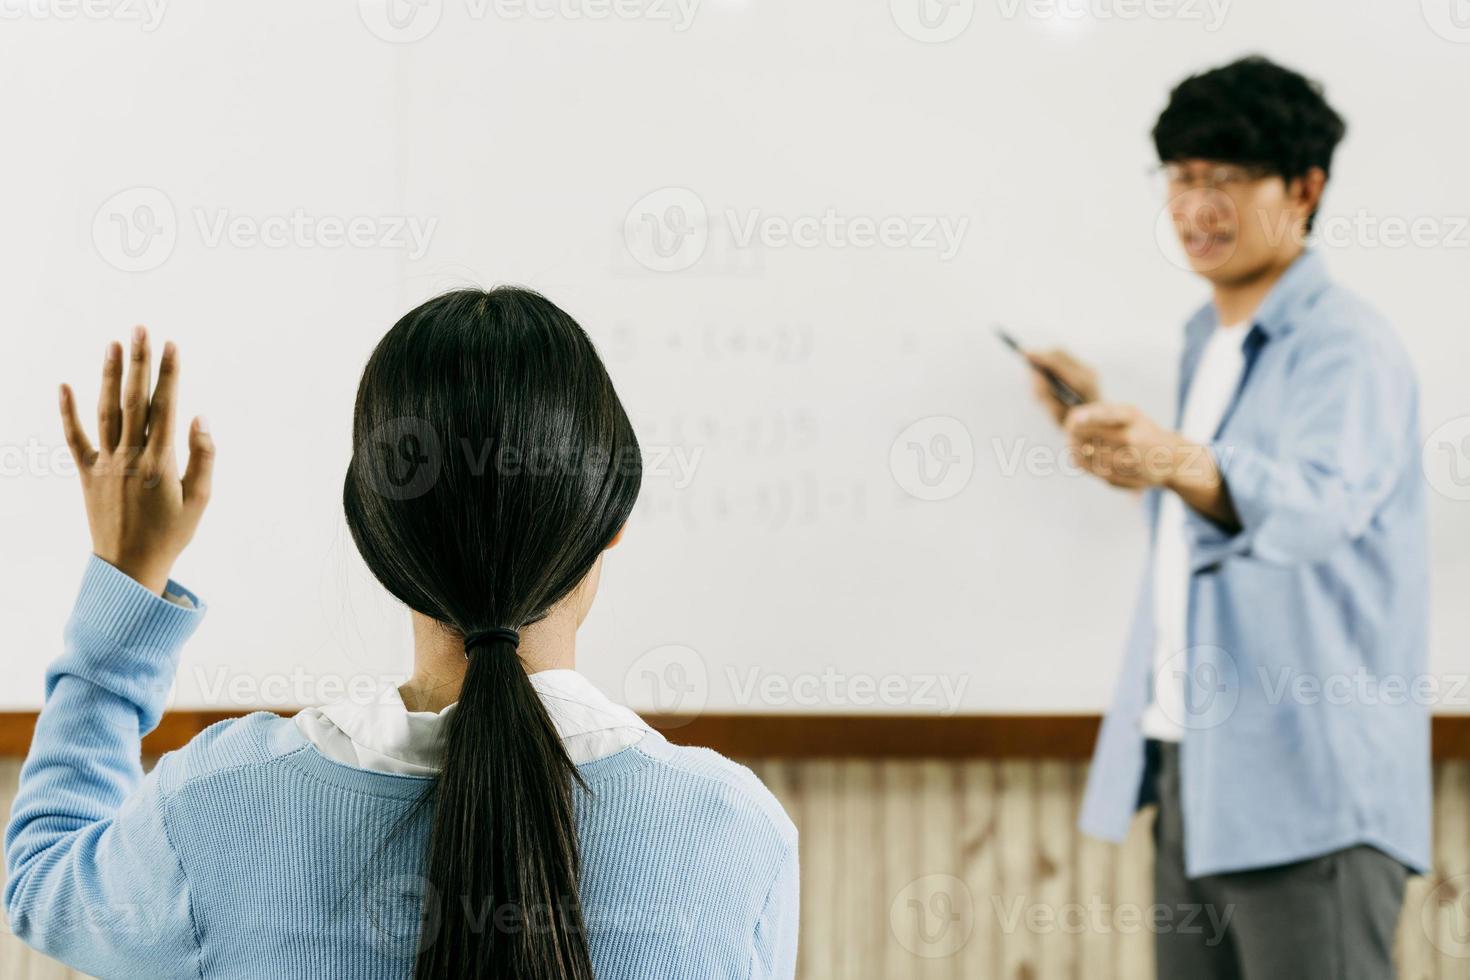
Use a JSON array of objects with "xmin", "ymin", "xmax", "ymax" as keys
[{"xmin": 1140, "ymin": 321, "xmax": 1251, "ymax": 742}]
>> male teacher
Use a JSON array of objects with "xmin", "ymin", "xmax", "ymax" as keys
[{"xmin": 1030, "ymin": 56, "xmax": 1429, "ymax": 978}]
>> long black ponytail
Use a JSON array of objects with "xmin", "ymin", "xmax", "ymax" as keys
[{"xmin": 342, "ymin": 287, "xmax": 642, "ymax": 978}]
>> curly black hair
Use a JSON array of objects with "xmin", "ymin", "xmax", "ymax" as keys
[{"xmin": 1154, "ymin": 56, "xmax": 1346, "ymax": 230}]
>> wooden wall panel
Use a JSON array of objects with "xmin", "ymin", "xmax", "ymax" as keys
[
  {"xmin": 2, "ymin": 757, "xmax": 1467, "ymax": 979},
  {"xmin": 959, "ymin": 760, "xmax": 1000, "ymax": 980}
]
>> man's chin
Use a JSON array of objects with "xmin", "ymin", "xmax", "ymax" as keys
[{"xmin": 1184, "ymin": 252, "xmax": 1239, "ymax": 279}]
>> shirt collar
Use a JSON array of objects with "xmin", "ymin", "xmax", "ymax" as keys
[
  {"xmin": 307, "ymin": 668, "xmax": 654, "ymax": 774},
  {"xmin": 1184, "ymin": 249, "xmax": 1330, "ymax": 350},
  {"xmin": 1248, "ymin": 248, "xmax": 1329, "ymax": 338},
  {"xmin": 527, "ymin": 669, "xmax": 657, "ymax": 745}
]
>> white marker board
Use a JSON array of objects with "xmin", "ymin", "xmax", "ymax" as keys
[{"xmin": 2, "ymin": 0, "xmax": 1468, "ymax": 714}]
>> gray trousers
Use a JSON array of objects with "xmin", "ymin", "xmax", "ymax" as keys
[{"xmin": 1147, "ymin": 740, "xmax": 1410, "ymax": 980}]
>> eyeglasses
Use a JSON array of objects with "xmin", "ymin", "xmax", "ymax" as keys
[{"xmin": 1152, "ymin": 162, "xmax": 1274, "ymax": 193}]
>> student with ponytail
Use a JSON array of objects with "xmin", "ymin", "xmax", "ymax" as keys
[{"xmin": 5, "ymin": 289, "xmax": 799, "ymax": 979}]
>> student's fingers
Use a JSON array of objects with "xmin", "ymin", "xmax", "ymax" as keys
[
  {"xmin": 98, "ymin": 341, "xmax": 123, "ymax": 453},
  {"xmin": 120, "ymin": 326, "xmax": 152, "ymax": 450},
  {"xmin": 147, "ymin": 341, "xmax": 179, "ymax": 457},
  {"xmin": 182, "ymin": 417, "xmax": 215, "ymax": 509},
  {"xmin": 59, "ymin": 384, "xmax": 97, "ymax": 471}
]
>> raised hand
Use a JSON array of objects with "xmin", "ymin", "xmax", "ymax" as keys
[{"xmin": 59, "ymin": 326, "xmax": 214, "ymax": 595}]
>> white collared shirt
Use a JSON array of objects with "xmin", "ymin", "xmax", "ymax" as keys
[{"xmin": 293, "ymin": 669, "xmax": 656, "ymax": 775}]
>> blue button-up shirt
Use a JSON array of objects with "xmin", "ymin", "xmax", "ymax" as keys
[{"xmin": 1078, "ymin": 250, "xmax": 1431, "ymax": 877}]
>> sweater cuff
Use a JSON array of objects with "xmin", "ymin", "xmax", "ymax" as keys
[{"xmin": 70, "ymin": 554, "xmax": 206, "ymax": 655}]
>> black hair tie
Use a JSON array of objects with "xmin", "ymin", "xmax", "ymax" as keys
[{"xmin": 463, "ymin": 627, "xmax": 521, "ymax": 656}]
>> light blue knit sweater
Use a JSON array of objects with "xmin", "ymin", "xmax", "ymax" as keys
[{"xmin": 4, "ymin": 557, "xmax": 799, "ymax": 979}]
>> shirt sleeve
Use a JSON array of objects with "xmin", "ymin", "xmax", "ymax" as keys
[
  {"xmin": 1185, "ymin": 326, "xmax": 1415, "ymax": 569},
  {"xmin": 4, "ymin": 555, "xmax": 206, "ymax": 978},
  {"xmin": 748, "ymin": 842, "xmax": 800, "ymax": 980}
]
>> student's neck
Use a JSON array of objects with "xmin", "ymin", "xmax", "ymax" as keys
[
  {"xmin": 400, "ymin": 608, "xmax": 578, "ymax": 712},
  {"xmin": 1211, "ymin": 245, "xmax": 1303, "ymax": 327}
]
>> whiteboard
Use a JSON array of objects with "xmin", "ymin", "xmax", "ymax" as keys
[{"xmin": 2, "ymin": 0, "xmax": 1468, "ymax": 715}]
